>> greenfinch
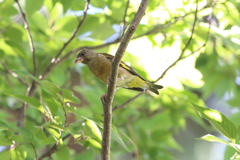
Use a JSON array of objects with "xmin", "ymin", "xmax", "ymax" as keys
[{"xmin": 75, "ymin": 49, "xmax": 163, "ymax": 95}]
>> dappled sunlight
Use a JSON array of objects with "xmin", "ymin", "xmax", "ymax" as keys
[
  {"xmin": 175, "ymin": 56, "xmax": 204, "ymax": 88},
  {"xmin": 203, "ymin": 110, "xmax": 223, "ymax": 122},
  {"xmin": 109, "ymin": 36, "xmax": 204, "ymax": 90},
  {"xmin": 164, "ymin": 0, "xmax": 183, "ymax": 12}
]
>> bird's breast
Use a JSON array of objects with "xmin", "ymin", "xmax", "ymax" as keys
[{"xmin": 88, "ymin": 58, "xmax": 111, "ymax": 84}]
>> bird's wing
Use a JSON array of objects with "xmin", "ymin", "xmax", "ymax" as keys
[{"xmin": 99, "ymin": 53, "xmax": 147, "ymax": 81}]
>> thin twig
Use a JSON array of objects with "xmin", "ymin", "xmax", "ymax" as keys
[
  {"xmin": 15, "ymin": 0, "xmax": 36, "ymax": 76},
  {"xmin": 40, "ymin": 0, "xmax": 91, "ymax": 80},
  {"xmin": 133, "ymin": 13, "xmax": 192, "ymax": 40},
  {"xmin": 133, "ymin": 4, "xmax": 210, "ymax": 40},
  {"xmin": 38, "ymin": 134, "xmax": 71, "ymax": 160},
  {"xmin": 153, "ymin": 0, "xmax": 199, "ymax": 83},
  {"xmin": 122, "ymin": 0, "xmax": 130, "ymax": 35},
  {"xmin": 30, "ymin": 143, "xmax": 38, "ymax": 160},
  {"xmin": 113, "ymin": 92, "xmax": 143, "ymax": 111},
  {"xmin": 1, "ymin": 62, "xmax": 27, "ymax": 86},
  {"xmin": 101, "ymin": 1, "xmax": 150, "ymax": 159},
  {"xmin": 15, "ymin": 0, "xmax": 38, "ymax": 127},
  {"xmin": 180, "ymin": 10, "xmax": 212, "ymax": 60},
  {"xmin": 22, "ymin": 0, "xmax": 92, "ymax": 113}
]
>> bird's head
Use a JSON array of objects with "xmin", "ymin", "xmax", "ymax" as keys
[{"xmin": 75, "ymin": 49, "xmax": 97, "ymax": 64}]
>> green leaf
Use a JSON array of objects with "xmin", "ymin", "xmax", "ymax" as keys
[
  {"xmin": 0, "ymin": 39, "xmax": 18, "ymax": 56},
  {"xmin": 112, "ymin": 126, "xmax": 133, "ymax": 151},
  {"xmin": 40, "ymin": 80, "xmax": 61, "ymax": 99},
  {"xmin": 85, "ymin": 119, "xmax": 102, "ymax": 141},
  {"xmin": 5, "ymin": 40, "xmax": 27, "ymax": 59},
  {"xmin": 91, "ymin": 20, "xmax": 115, "ymax": 39},
  {"xmin": 0, "ymin": 121, "xmax": 10, "ymax": 131},
  {"xmin": 70, "ymin": 0, "xmax": 85, "ymax": 11},
  {"xmin": 46, "ymin": 127, "xmax": 61, "ymax": 140},
  {"xmin": 198, "ymin": 134, "xmax": 231, "ymax": 146},
  {"xmin": 26, "ymin": 0, "xmax": 44, "ymax": 15},
  {"xmin": 2, "ymin": 26, "xmax": 24, "ymax": 42},
  {"xmin": 56, "ymin": 146, "xmax": 70, "ymax": 160},
  {"xmin": 8, "ymin": 94, "xmax": 44, "ymax": 113},
  {"xmin": 12, "ymin": 70, "xmax": 41, "ymax": 83},
  {"xmin": 35, "ymin": 128, "xmax": 48, "ymax": 141},
  {"xmin": 85, "ymin": 138, "xmax": 101, "ymax": 150},
  {"xmin": 77, "ymin": 15, "xmax": 100, "ymax": 35},
  {"xmin": 192, "ymin": 103, "xmax": 237, "ymax": 143},
  {"xmin": 91, "ymin": 0, "xmax": 105, "ymax": 8},
  {"xmin": 231, "ymin": 152, "xmax": 240, "ymax": 160},
  {"xmin": 0, "ymin": 0, "xmax": 17, "ymax": 17},
  {"xmin": 0, "ymin": 136, "xmax": 12, "ymax": 146},
  {"xmin": 13, "ymin": 127, "xmax": 34, "ymax": 142},
  {"xmin": 54, "ymin": 16, "xmax": 78, "ymax": 33},
  {"xmin": 60, "ymin": 0, "xmax": 75, "ymax": 12},
  {"xmin": 0, "ymin": 150, "xmax": 11, "ymax": 160},
  {"xmin": 50, "ymin": 2, "xmax": 63, "ymax": 21},
  {"xmin": 29, "ymin": 12, "xmax": 49, "ymax": 31},
  {"xmin": 41, "ymin": 90, "xmax": 59, "ymax": 115},
  {"xmin": 62, "ymin": 88, "xmax": 80, "ymax": 103},
  {"xmin": 47, "ymin": 123, "xmax": 65, "ymax": 131},
  {"xmin": 10, "ymin": 146, "xmax": 27, "ymax": 160}
]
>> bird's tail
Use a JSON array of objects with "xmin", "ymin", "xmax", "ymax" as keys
[{"xmin": 147, "ymin": 82, "xmax": 163, "ymax": 95}]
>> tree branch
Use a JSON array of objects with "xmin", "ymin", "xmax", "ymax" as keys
[
  {"xmin": 15, "ymin": 0, "xmax": 37, "ymax": 127},
  {"xmin": 101, "ymin": 0, "xmax": 150, "ymax": 159},
  {"xmin": 1, "ymin": 62, "xmax": 27, "ymax": 86},
  {"xmin": 38, "ymin": 134, "xmax": 71, "ymax": 160},
  {"xmin": 30, "ymin": 143, "xmax": 38, "ymax": 160},
  {"xmin": 133, "ymin": 3, "xmax": 211, "ymax": 40},
  {"xmin": 153, "ymin": 0, "xmax": 199, "ymax": 83},
  {"xmin": 15, "ymin": 0, "xmax": 36, "ymax": 77},
  {"xmin": 17, "ymin": 0, "xmax": 91, "ymax": 122},
  {"xmin": 112, "ymin": 92, "xmax": 143, "ymax": 111},
  {"xmin": 122, "ymin": 0, "xmax": 130, "ymax": 35},
  {"xmin": 180, "ymin": 16, "xmax": 211, "ymax": 60},
  {"xmin": 40, "ymin": 0, "xmax": 91, "ymax": 80}
]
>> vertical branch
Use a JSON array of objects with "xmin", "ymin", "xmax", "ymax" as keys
[
  {"xmin": 101, "ymin": 0, "xmax": 150, "ymax": 160},
  {"xmin": 15, "ymin": 0, "xmax": 37, "ymax": 76},
  {"xmin": 15, "ymin": 0, "xmax": 91, "ymax": 126},
  {"xmin": 121, "ymin": 0, "xmax": 130, "ymax": 35},
  {"xmin": 15, "ymin": 0, "xmax": 37, "ymax": 127}
]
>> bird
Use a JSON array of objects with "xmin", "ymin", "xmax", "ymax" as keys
[{"xmin": 74, "ymin": 49, "xmax": 163, "ymax": 95}]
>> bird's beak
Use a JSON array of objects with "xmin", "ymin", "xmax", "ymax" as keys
[{"xmin": 75, "ymin": 57, "xmax": 83, "ymax": 64}]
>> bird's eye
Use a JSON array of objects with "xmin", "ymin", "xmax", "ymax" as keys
[{"xmin": 80, "ymin": 50, "xmax": 86, "ymax": 56}]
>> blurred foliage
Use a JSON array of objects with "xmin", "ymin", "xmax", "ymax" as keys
[
  {"xmin": 193, "ymin": 103, "xmax": 240, "ymax": 160},
  {"xmin": 0, "ymin": 0, "xmax": 240, "ymax": 159}
]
